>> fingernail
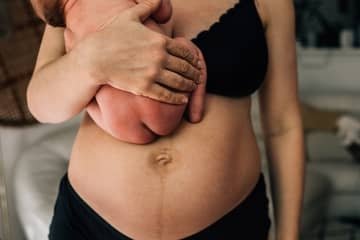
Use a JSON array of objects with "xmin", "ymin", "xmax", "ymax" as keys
[
  {"xmin": 192, "ymin": 82, "xmax": 198, "ymax": 90},
  {"xmin": 197, "ymin": 60, "xmax": 202, "ymax": 69},
  {"xmin": 196, "ymin": 74, "xmax": 202, "ymax": 84},
  {"xmin": 192, "ymin": 113, "xmax": 201, "ymax": 122},
  {"xmin": 182, "ymin": 97, "xmax": 189, "ymax": 103}
]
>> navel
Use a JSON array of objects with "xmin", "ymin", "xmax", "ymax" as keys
[
  {"xmin": 148, "ymin": 147, "xmax": 180, "ymax": 175},
  {"xmin": 155, "ymin": 152, "xmax": 173, "ymax": 166}
]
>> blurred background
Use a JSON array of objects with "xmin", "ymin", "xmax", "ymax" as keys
[
  {"xmin": 0, "ymin": 0, "xmax": 360, "ymax": 239},
  {"xmin": 295, "ymin": 0, "xmax": 360, "ymax": 48}
]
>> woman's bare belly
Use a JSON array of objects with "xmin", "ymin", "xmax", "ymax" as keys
[{"xmin": 68, "ymin": 94, "xmax": 262, "ymax": 240}]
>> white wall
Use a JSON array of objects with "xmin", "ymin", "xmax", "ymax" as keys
[
  {"xmin": 0, "ymin": 217, "xmax": 3, "ymax": 239},
  {"xmin": 298, "ymin": 48, "xmax": 360, "ymax": 111}
]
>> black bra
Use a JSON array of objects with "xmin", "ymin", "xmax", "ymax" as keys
[{"xmin": 191, "ymin": 0, "xmax": 268, "ymax": 98}]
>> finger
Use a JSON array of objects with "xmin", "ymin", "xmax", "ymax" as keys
[
  {"xmin": 165, "ymin": 54, "xmax": 201, "ymax": 83},
  {"xmin": 144, "ymin": 84, "xmax": 188, "ymax": 104},
  {"xmin": 157, "ymin": 70, "xmax": 197, "ymax": 92},
  {"xmin": 187, "ymin": 78, "xmax": 206, "ymax": 123},
  {"xmin": 166, "ymin": 39, "xmax": 200, "ymax": 68},
  {"xmin": 187, "ymin": 49, "xmax": 207, "ymax": 123},
  {"xmin": 146, "ymin": 0, "xmax": 173, "ymax": 23},
  {"xmin": 129, "ymin": 0, "xmax": 162, "ymax": 22}
]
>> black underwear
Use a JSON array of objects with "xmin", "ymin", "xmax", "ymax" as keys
[{"xmin": 49, "ymin": 174, "xmax": 271, "ymax": 240}]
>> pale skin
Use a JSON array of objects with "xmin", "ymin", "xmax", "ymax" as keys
[
  {"xmin": 63, "ymin": 0, "xmax": 207, "ymax": 144},
  {"xmin": 259, "ymin": 0, "xmax": 304, "ymax": 238},
  {"xmin": 28, "ymin": 0, "xmax": 205, "ymax": 124},
  {"xmin": 28, "ymin": 0, "xmax": 304, "ymax": 239}
]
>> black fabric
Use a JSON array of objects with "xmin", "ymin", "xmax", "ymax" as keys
[
  {"xmin": 49, "ymin": 173, "xmax": 271, "ymax": 240},
  {"xmin": 191, "ymin": 0, "xmax": 268, "ymax": 98}
]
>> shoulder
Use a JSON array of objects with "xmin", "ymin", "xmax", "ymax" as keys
[{"xmin": 254, "ymin": 0, "xmax": 295, "ymax": 30}]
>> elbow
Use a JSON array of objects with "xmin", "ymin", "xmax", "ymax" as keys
[
  {"xmin": 27, "ymin": 99, "xmax": 63, "ymax": 124},
  {"xmin": 263, "ymin": 124, "xmax": 304, "ymax": 139},
  {"xmin": 262, "ymin": 109, "xmax": 304, "ymax": 139},
  {"xmin": 27, "ymin": 84, "xmax": 71, "ymax": 124},
  {"xmin": 261, "ymin": 115, "xmax": 303, "ymax": 139},
  {"xmin": 28, "ymin": 107, "xmax": 73, "ymax": 124},
  {"xmin": 26, "ymin": 82, "xmax": 46, "ymax": 123}
]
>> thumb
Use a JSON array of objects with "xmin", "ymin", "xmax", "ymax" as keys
[{"xmin": 130, "ymin": 0, "xmax": 162, "ymax": 22}]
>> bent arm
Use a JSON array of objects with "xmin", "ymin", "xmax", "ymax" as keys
[
  {"xmin": 27, "ymin": 25, "xmax": 100, "ymax": 123},
  {"xmin": 258, "ymin": 0, "xmax": 305, "ymax": 239}
]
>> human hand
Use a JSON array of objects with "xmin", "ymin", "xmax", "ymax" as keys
[
  {"xmin": 171, "ymin": 38, "xmax": 207, "ymax": 123},
  {"xmin": 86, "ymin": 38, "xmax": 207, "ymax": 141},
  {"xmin": 71, "ymin": 0, "xmax": 202, "ymax": 105}
]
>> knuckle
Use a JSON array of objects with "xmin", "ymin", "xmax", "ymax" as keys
[
  {"xmin": 181, "ymin": 48, "xmax": 192, "ymax": 59},
  {"xmin": 181, "ymin": 79, "xmax": 191, "ymax": 90},
  {"xmin": 180, "ymin": 63, "xmax": 190, "ymax": 74},
  {"xmin": 188, "ymin": 54, "xmax": 195, "ymax": 63},
  {"xmin": 153, "ymin": 35, "xmax": 167, "ymax": 48},
  {"xmin": 153, "ymin": 50, "xmax": 166, "ymax": 65},
  {"xmin": 195, "ymin": 71, "xmax": 201, "ymax": 81},
  {"xmin": 145, "ymin": 66, "xmax": 160, "ymax": 81},
  {"xmin": 174, "ymin": 76, "xmax": 184, "ymax": 89},
  {"xmin": 186, "ymin": 51, "xmax": 195, "ymax": 62},
  {"xmin": 160, "ymin": 91, "xmax": 171, "ymax": 101},
  {"xmin": 188, "ymin": 81, "xmax": 196, "ymax": 90},
  {"xmin": 134, "ymin": 79, "xmax": 147, "ymax": 93},
  {"xmin": 177, "ymin": 94, "xmax": 186, "ymax": 102}
]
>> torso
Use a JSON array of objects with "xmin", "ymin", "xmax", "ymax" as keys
[{"xmin": 68, "ymin": 0, "xmax": 267, "ymax": 239}]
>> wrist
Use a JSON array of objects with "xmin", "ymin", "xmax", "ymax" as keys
[{"xmin": 70, "ymin": 41, "xmax": 104, "ymax": 88}]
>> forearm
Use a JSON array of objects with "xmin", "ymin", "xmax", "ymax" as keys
[
  {"xmin": 265, "ymin": 126, "xmax": 305, "ymax": 240},
  {"xmin": 27, "ymin": 49, "xmax": 100, "ymax": 123}
]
